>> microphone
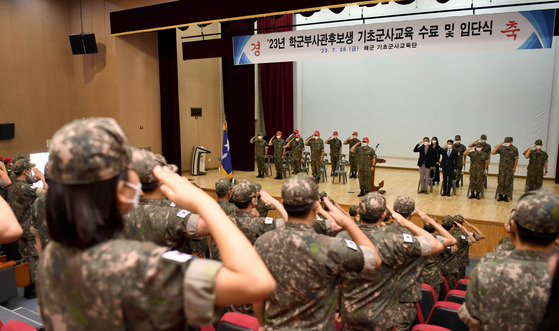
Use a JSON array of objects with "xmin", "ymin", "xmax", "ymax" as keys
[{"xmin": 375, "ymin": 143, "xmax": 380, "ymax": 150}]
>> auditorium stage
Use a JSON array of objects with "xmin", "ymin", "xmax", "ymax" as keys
[{"xmin": 184, "ymin": 166, "xmax": 559, "ymax": 225}]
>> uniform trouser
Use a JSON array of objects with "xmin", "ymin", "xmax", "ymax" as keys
[
  {"xmin": 525, "ymin": 170, "xmax": 544, "ymax": 192},
  {"xmin": 458, "ymin": 266, "xmax": 467, "ymax": 280},
  {"xmin": 469, "ymin": 171, "xmax": 484, "ymax": 192},
  {"xmin": 256, "ymin": 155, "xmax": 265, "ymax": 173},
  {"xmin": 358, "ymin": 169, "xmax": 371, "ymax": 191},
  {"xmin": 442, "ymin": 168, "xmax": 454, "ymax": 194},
  {"xmin": 496, "ymin": 168, "xmax": 513, "ymax": 195},
  {"xmin": 456, "ymin": 163, "xmax": 463, "ymax": 181},
  {"xmin": 444, "ymin": 272, "xmax": 459, "ymax": 289},
  {"xmin": 431, "ymin": 164, "xmax": 440, "ymax": 183},
  {"xmin": 349, "ymin": 153, "xmax": 357, "ymax": 173},
  {"xmin": 274, "ymin": 155, "xmax": 283, "ymax": 176},
  {"xmin": 311, "ymin": 159, "xmax": 320, "ymax": 178},
  {"xmin": 395, "ymin": 302, "xmax": 417, "ymax": 331},
  {"xmin": 291, "ymin": 157, "xmax": 302, "ymax": 174},
  {"xmin": 331, "ymin": 154, "xmax": 340, "ymax": 173},
  {"xmin": 419, "ymin": 165, "xmax": 430, "ymax": 191}
]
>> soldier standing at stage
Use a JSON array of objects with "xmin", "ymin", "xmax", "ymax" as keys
[
  {"xmin": 250, "ymin": 132, "xmax": 268, "ymax": 178},
  {"xmin": 269, "ymin": 131, "xmax": 287, "ymax": 180},
  {"xmin": 453, "ymin": 135, "xmax": 467, "ymax": 186},
  {"xmin": 469, "ymin": 134, "xmax": 491, "ymax": 188},
  {"xmin": 326, "ymin": 131, "xmax": 342, "ymax": 176},
  {"xmin": 305, "ymin": 131, "xmax": 324, "ymax": 181},
  {"xmin": 350, "ymin": 137, "xmax": 376, "ymax": 197},
  {"xmin": 344, "ymin": 132, "xmax": 360, "ymax": 178},
  {"xmin": 492, "ymin": 137, "xmax": 519, "ymax": 202},
  {"xmin": 524, "ymin": 139, "xmax": 548, "ymax": 192},
  {"xmin": 464, "ymin": 143, "xmax": 488, "ymax": 199},
  {"xmin": 286, "ymin": 133, "xmax": 304, "ymax": 175}
]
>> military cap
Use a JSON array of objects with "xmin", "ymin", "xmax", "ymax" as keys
[
  {"xmin": 359, "ymin": 192, "xmax": 386, "ymax": 219},
  {"xmin": 257, "ymin": 132, "xmax": 264, "ymax": 136},
  {"xmin": 13, "ymin": 159, "xmax": 35, "ymax": 174},
  {"xmin": 47, "ymin": 117, "xmax": 131, "ymax": 185},
  {"xmin": 314, "ymin": 131, "xmax": 320, "ymax": 136},
  {"xmin": 12, "ymin": 154, "xmax": 25, "ymax": 163},
  {"xmin": 455, "ymin": 135, "xmax": 461, "ymax": 140},
  {"xmin": 282, "ymin": 173, "xmax": 318, "ymax": 206},
  {"xmin": 352, "ymin": 132, "xmax": 358, "ymax": 136},
  {"xmin": 348, "ymin": 205, "xmax": 358, "ymax": 216},
  {"xmin": 295, "ymin": 133, "xmax": 300, "ymax": 138},
  {"xmin": 393, "ymin": 195, "xmax": 415, "ymax": 214},
  {"xmin": 535, "ymin": 139, "xmax": 543, "ymax": 145},
  {"xmin": 454, "ymin": 214, "xmax": 464, "ymax": 224},
  {"xmin": 254, "ymin": 183, "xmax": 262, "ymax": 192},
  {"xmin": 230, "ymin": 180, "xmax": 257, "ymax": 203},
  {"xmin": 442, "ymin": 215, "xmax": 455, "ymax": 227},
  {"xmin": 333, "ymin": 131, "xmax": 338, "ymax": 135},
  {"xmin": 480, "ymin": 134, "xmax": 487, "ymax": 140},
  {"xmin": 130, "ymin": 148, "xmax": 159, "ymax": 184},
  {"xmin": 513, "ymin": 190, "xmax": 559, "ymax": 234},
  {"xmin": 276, "ymin": 131, "xmax": 282, "ymax": 136},
  {"xmin": 154, "ymin": 154, "xmax": 168, "ymax": 167},
  {"xmin": 424, "ymin": 222, "xmax": 435, "ymax": 232},
  {"xmin": 504, "ymin": 137, "xmax": 513, "ymax": 142},
  {"xmin": 474, "ymin": 142, "xmax": 483, "ymax": 148},
  {"xmin": 215, "ymin": 178, "xmax": 233, "ymax": 193},
  {"xmin": 362, "ymin": 137, "xmax": 369, "ymax": 143}
]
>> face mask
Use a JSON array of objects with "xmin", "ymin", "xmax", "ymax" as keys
[
  {"xmin": 423, "ymin": 142, "xmax": 429, "ymax": 146},
  {"xmin": 276, "ymin": 135, "xmax": 281, "ymax": 139},
  {"xmin": 352, "ymin": 135, "xmax": 356, "ymax": 139},
  {"xmin": 476, "ymin": 148, "xmax": 482, "ymax": 152},
  {"xmin": 26, "ymin": 170, "xmax": 36, "ymax": 183},
  {"xmin": 314, "ymin": 136, "xmax": 319, "ymax": 140},
  {"xmin": 363, "ymin": 142, "xmax": 368, "ymax": 147},
  {"xmin": 504, "ymin": 143, "xmax": 511, "ymax": 147},
  {"xmin": 431, "ymin": 140, "xmax": 437, "ymax": 144},
  {"xmin": 258, "ymin": 136, "xmax": 263, "ymax": 140},
  {"xmin": 536, "ymin": 145, "xmax": 542, "ymax": 149},
  {"xmin": 295, "ymin": 138, "xmax": 300, "ymax": 141},
  {"xmin": 455, "ymin": 140, "xmax": 460, "ymax": 144},
  {"xmin": 333, "ymin": 135, "xmax": 338, "ymax": 139},
  {"xmin": 125, "ymin": 181, "xmax": 142, "ymax": 211},
  {"xmin": 448, "ymin": 145, "xmax": 453, "ymax": 149},
  {"xmin": 480, "ymin": 140, "xmax": 486, "ymax": 143}
]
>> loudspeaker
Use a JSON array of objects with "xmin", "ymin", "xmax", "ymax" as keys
[
  {"xmin": 69, "ymin": 33, "xmax": 98, "ymax": 55},
  {"xmin": 0, "ymin": 123, "xmax": 15, "ymax": 140}
]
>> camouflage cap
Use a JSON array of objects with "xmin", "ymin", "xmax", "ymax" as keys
[
  {"xmin": 154, "ymin": 154, "xmax": 168, "ymax": 167},
  {"xmin": 535, "ymin": 139, "xmax": 543, "ymax": 145},
  {"xmin": 504, "ymin": 136, "xmax": 513, "ymax": 142},
  {"xmin": 215, "ymin": 178, "xmax": 232, "ymax": 193},
  {"xmin": 474, "ymin": 142, "xmax": 483, "ymax": 148},
  {"xmin": 513, "ymin": 190, "xmax": 559, "ymax": 234},
  {"xmin": 480, "ymin": 134, "xmax": 487, "ymax": 140},
  {"xmin": 13, "ymin": 159, "xmax": 35, "ymax": 174},
  {"xmin": 47, "ymin": 117, "xmax": 131, "ymax": 185},
  {"xmin": 12, "ymin": 154, "xmax": 25, "ymax": 163},
  {"xmin": 230, "ymin": 180, "xmax": 257, "ymax": 203},
  {"xmin": 319, "ymin": 191, "xmax": 328, "ymax": 200},
  {"xmin": 454, "ymin": 214, "xmax": 464, "ymax": 224},
  {"xmin": 282, "ymin": 173, "xmax": 318, "ymax": 206},
  {"xmin": 257, "ymin": 132, "xmax": 264, "ymax": 136},
  {"xmin": 393, "ymin": 195, "xmax": 415, "ymax": 214},
  {"xmin": 348, "ymin": 205, "xmax": 358, "ymax": 216},
  {"xmin": 454, "ymin": 135, "xmax": 461, "ymax": 140},
  {"xmin": 130, "ymin": 148, "xmax": 159, "ymax": 184},
  {"xmin": 254, "ymin": 183, "xmax": 262, "ymax": 192},
  {"xmin": 442, "ymin": 215, "xmax": 455, "ymax": 227},
  {"xmin": 359, "ymin": 192, "xmax": 386, "ymax": 219}
]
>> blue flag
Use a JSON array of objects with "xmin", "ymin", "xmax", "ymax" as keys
[{"xmin": 220, "ymin": 121, "xmax": 233, "ymax": 179}]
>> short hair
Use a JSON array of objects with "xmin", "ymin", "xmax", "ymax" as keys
[
  {"xmin": 516, "ymin": 222, "xmax": 558, "ymax": 247},
  {"xmin": 141, "ymin": 181, "xmax": 159, "ymax": 193},
  {"xmin": 284, "ymin": 202, "xmax": 314, "ymax": 219},
  {"xmin": 216, "ymin": 188, "xmax": 228, "ymax": 198},
  {"xmin": 423, "ymin": 137, "xmax": 430, "ymax": 141},
  {"xmin": 399, "ymin": 211, "xmax": 412, "ymax": 219},
  {"xmin": 233, "ymin": 200, "xmax": 250, "ymax": 209},
  {"xmin": 360, "ymin": 213, "xmax": 383, "ymax": 224},
  {"xmin": 447, "ymin": 140, "xmax": 454, "ymax": 144},
  {"xmin": 442, "ymin": 224, "xmax": 453, "ymax": 231},
  {"xmin": 46, "ymin": 171, "xmax": 128, "ymax": 249},
  {"xmin": 424, "ymin": 223, "xmax": 435, "ymax": 233}
]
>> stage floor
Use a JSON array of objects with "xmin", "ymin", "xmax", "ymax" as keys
[{"xmin": 185, "ymin": 166, "xmax": 559, "ymax": 224}]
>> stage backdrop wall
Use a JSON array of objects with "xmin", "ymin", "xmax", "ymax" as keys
[{"xmin": 294, "ymin": 6, "xmax": 558, "ymax": 175}]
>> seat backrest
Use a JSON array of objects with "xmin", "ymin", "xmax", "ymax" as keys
[
  {"xmin": 419, "ymin": 284, "xmax": 437, "ymax": 324},
  {"xmin": 1, "ymin": 320, "xmax": 38, "ymax": 331},
  {"xmin": 426, "ymin": 301, "xmax": 468, "ymax": 331},
  {"xmin": 411, "ymin": 324, "xmax": 452, "ymax": 331},
  {"xmin": 445, "ymin": 290, "xmax": 466, "ymax": 305},
  {"xmin": 217, "ymin": 312, "xmax": 258, "ymax": 331},
  {"xmin": 0, "ymin": 265, "xmax": 18, "ymax": 304},
  {"xmin": 455, "ymin": 278, "xmax": 469, "ymax": 291}
]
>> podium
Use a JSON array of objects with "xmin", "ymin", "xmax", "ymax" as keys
[{"xmin": 192, "ymin": 146, "xmax": 212, "ymax": 175}]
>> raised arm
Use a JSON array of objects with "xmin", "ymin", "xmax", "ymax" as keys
[
  {"xmin": 267, "ymin": 136, "xmax": 275, "ymax": 146},
  {"xmin": 416, "ymin": 209, "xmax": 457, "ymax": 247},
  {"xmin": 491, "ymin": 142, "xmax": 503, "ymax": 155},
  {"xmin": 468, "ymin": 139, "xmax": 479, "ymax": 148},
  {"xmin": 259, "ymin": 190, "xmax": 288, "ymax": 221},
  {"xmin": 463, "ymin": 219, "xmax": 486, "ymax": 240},
  {"xmin": 454, "ymin": 221, "xmax": 476, "ymax": 243},
  {"xmin": 0, "ymin": 196, "xmax": 22, "ymax": 243},
  {"xmin": 350, "ymin": 142, "xmax": 361, "ymax": 153},
  {"xmin": 154, "ymin": 166, "xmax": 276, "ymax": 305},
  {"xmin": 387, "ymin": 206, "xmax": 444, "ymax": 254},
  {"xmin": 0, "ymin": 162, "xmax": 12, "ymax": 187}
]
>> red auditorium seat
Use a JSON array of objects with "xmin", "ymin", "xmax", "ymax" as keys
[
  {"xmin": 0, "ymin": 320, "xmax": 37, "ymax": 331},
  {"xmin": 425, "ymin": 301, "xmax": 468, "ymax": 331},
  {"xmin": 445, "ymin": 289, "xmax": 467, "ymax": 305},
  {"xmin": 455, "ymin": 278, "xmax": 469, "ymax": 291},
  {"xmin": 217, "ymin": 312, "xmax": 258, "ymax": 331},
  {"xmin": 411, "ymin": 324, "xmax": 452, "ymax": 331},
  {"xmin": 438, "ymin": 276, "xmax": 450, "ymax": 302},
  {"xmin": 418, "ymin": 284, "xmax": 438, "ymax": 324},
  {"xmin": 199, "ymin": 325, "xmax": 216, "ymax": 331}
]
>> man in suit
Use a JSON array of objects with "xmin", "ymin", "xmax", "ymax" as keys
[
  {"xmin": 438, "ymin": 140, "xmax": 459, "ymax": 196},
  {"xmin": 413, "ymin": 137, "xmax": 436, "ymax": 194}
]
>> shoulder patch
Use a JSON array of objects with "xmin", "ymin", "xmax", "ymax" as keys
[
  {"xmin": 177, "ymin": 209, "xmax": 191, "ymax": 218},
  {"xmin": 316, "ymin": 217, "xmax": 324, "ymax": 222},
  {"xmin": 161, "ymin": 250, "xmax": 194, "ymax": 264},
  {"xmin": 170, "ymin": 202, "xmax": 176, "ymax": 207},
  {"xmin": 265, "ymin": 217, "xmax": 274, "ymax": 224},
  {"xmin": 345, "ymin": 239, "xmax": 358, "ymax": 251},
  {"xmin": 403, "ymin": 233, "xmax": 413, "ymax": 243},
  {"xmin": 461, "ymin": 235, "xmax": 466, "ymax": 240}
]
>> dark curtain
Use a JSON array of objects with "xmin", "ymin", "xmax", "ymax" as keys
[
  {"xmin": 556, "ymin": 144, "xmax": 558, "ymax": 184},
  {"xmin": 158, "ymin": 29, "xmax": 182, "ymax": 173},
  {"xmin": 222, "ymin": 21, "xmax": 255, "ymax": 171},
  {"xmin": 258, "ymin": 15, "xmax": 294, "ymax": 155}
]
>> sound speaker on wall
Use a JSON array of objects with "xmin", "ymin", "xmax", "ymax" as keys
[
  {"xmin": 69, "ymin": 33, "xmax": 98, "ymax": 55},
  {"xmin": 0, "ymin": 123, "xmax": 15, "ymax": 140}
]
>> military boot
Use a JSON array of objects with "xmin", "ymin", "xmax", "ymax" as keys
[
  {"xmin": 503, "ymin": 195, "xmax": 509, "ymax": 202},
  {"xmin": 469, "ymin": 191, "xmax": 476, "ymax": 199},
  {"xmin": 476, "ymin": 192, "xmax": 481, "ymax": 200},
  {"xmin": 497, "ymin": 194, "xmax": 503, "ymax": 201},
  {"xmin": 357, "ymin": 189, "xmax": 365, "ymax": 197}
]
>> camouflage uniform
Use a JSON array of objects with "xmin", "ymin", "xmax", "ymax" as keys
[
  {"xmin": 349, "ymin": 205, "xmax": 360, "ymax": 225},
  {"xmin": 31, "ymin": 193, "xmax": 49, "ymax": 250},
  {"xmin": 327, "ymin": 137, "xmax": 342, "ymax": 175},
  {"xmin": 356, "ymin": 146, "xmax": 376, "ymax": 192},
  {"xmin": 525, "ymin": 140, "xmax": 548, "ymax": 191},
  {"xmin": 254, "ymin": 174, "xmax": 377, "ymax": 330},
  {"xmin": 217, "ymin": 200, "xmax": 237, "ymax": 216},
  {"xmin": 37, "ymin": 117, "xmax": 224, "ymax": 330},
  {"xmin": 453, "ymin": 135, "xmax": 467, "ymax": 185},
  {"xmin": 338, "ymin": 193, "xmax": 432, "ymax": 331},
  {"xmin": 290, "ymin": 138, "xmax": 305, "ymax": 174},
  {"xmin": 495, "ymin": 138, "xmax": 519, "ymax": 196},
  {"xmin": 347, "ymin": 137, "xmax": 361, "ymax": 176},
  {"xmin": 422, "ymin": 234, "xmax": 445, "ymax": 297},
  {"xmin": 468, "ymin": 146, "xmax": 488, "ymax": 193},
  {"xmin": 306, "ymin": 137, "xmax": 324, "ymax": 180},
  {"xmin": 272, "ymin": 137, "xmax": 286, "ymax": 177},
  {"xmin": 493, "ymin": 236, "xmax": 515, "ymax": 252},
  {"xmin": 251, "ymin": 134, "xmax": 267, "ymax": 175},
  {"xmin": 215, "ymin": 178, "xmax": 237, "ymax": 215},
  {"xmin": 439, "ymin": 216, "xmax": 471, "ymax": 287}
]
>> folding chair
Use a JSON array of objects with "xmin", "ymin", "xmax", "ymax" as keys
[
  {"xmin": 466, "ymin": 176, "xmax": 484, "ymax": 198},
  {"xmin": 418, "ymin": 176, "xmax": 434, "ymax": 193},
  {"xmin": 332, "ymin": 160, "xmax": 348, "ymax": 184},
  {"xmin": 282, "ymin": 151, "xmax": 292, "ymax": 178},
  {"xmin": 264, "ymin": 155, "xmax": 274, "ymax": 177},
  {"xmin": 320, "ymin": 158, "xmax": 328, "ymax": 183},
  {"xmin": 494, "ymin": 173, "xmax": 514, "ymax": 200}
]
